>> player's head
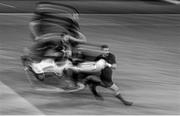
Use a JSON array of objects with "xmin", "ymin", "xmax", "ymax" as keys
[
  {"xmin": 72, "ymin": 13, "xmax": 79, "ymax": 21},
  {"xmin": 101, "ymin": 45, "xmax": 110, "ymax": 56}
]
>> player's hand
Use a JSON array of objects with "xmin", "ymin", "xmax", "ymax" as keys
[
  {"xmin": 63, "ymin": 35, "xmax": 69, "ymax": 41},
  {"xmin": 106, "ymin": 63, "xmax": 112, "ymax": 68},
  {"xmin": 111, "ymin": 64, "xmax": 117, "ymax": 70}
]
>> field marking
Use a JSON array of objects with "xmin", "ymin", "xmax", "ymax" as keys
[
  {"xmin": 0, "ymin": 2, "xmax": 16, "ymax": 8},
  {"xmin": 0, "ymin": 81, "xmax": 44, "ymax": 115},
  {"xmin": 163, "ymin": 0, "xmax": 180, "ymax": 4}
]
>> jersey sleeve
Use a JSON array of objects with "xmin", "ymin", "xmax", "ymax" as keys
[{"xmin": 95, "ymin": 55, "xmax": 102, "ymax": 61}]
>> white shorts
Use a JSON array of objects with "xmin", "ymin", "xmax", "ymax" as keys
[{"xmin": 31, "ymin": 59, "xmax": 72, "ymax": 76}]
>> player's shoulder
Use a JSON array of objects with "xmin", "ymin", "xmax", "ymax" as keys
[{"xmin": 109, "ymin": 53, "xmax": 115, "ymax": 57}]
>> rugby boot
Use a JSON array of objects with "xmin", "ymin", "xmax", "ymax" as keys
[{"xmin": 115, "ymin": 94, "xmax": 133, "ymax": 106}]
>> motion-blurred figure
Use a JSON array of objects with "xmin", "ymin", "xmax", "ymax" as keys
[
  {"xmin": 22, "ymin": 34, "xmax": 110, "ymax": 88},
  {"xmin": 29, "ymin": 2, "xmax": 86, "ymax": 43},
  {"xmin": 23, "ymin": 2, "xmax": 113, "ymax": 87},
  {"xmin": 22, "ymin": 2, "xmax": 133, "ymax": 104},
  {"xmin": 92, "ymin": 45, "xmax": 133, "ymax": 106},
  {"xmin": 25, "ymin": 2, "xmax": 87, "ymax": 75}
]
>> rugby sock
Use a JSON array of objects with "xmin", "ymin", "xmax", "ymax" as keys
[{"xmin": 109, "ymin": 83, "xmax": 121, "ymax": 95}]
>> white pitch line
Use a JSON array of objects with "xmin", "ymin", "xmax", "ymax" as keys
[
  {"xmin": 0, "ymin": 81, "xmax": 44, "ymax": 115},
  {"xmin": 0, "ymin": 2, "xmax": 16, "ymax": 8},
  {"xmin": 163, "ymin": 0, "xmax": 180, "ymax": 4}
]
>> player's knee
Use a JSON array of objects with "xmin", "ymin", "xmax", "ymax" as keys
[
  {"xmin": 103, "ymin": 81, "xmax": 113, "ymax": 88},
  {"xmin": 86, "ymin": 75, "xmax": 101, "ymax": 83}
]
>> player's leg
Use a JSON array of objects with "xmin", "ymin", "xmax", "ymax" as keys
[
  {"xmin": 100, "ymin": 67, "xmax": 133, "ymax": 106},
  {"xmin": 88, "ymin": 81, "xmax": 104, "ymax": 100},
  {"xmin": 76, "ymin": 72, "xmax": 104, "ymax": 100}
]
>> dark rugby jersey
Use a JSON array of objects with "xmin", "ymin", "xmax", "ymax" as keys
[{"xmin": 95, "ymin": 53, "xmax": 116, "ymax": 64}]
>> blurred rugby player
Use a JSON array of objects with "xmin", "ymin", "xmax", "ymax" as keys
[{"xmin": 94, "ymin": 45, "xmax": 133, "ymax": 106}]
